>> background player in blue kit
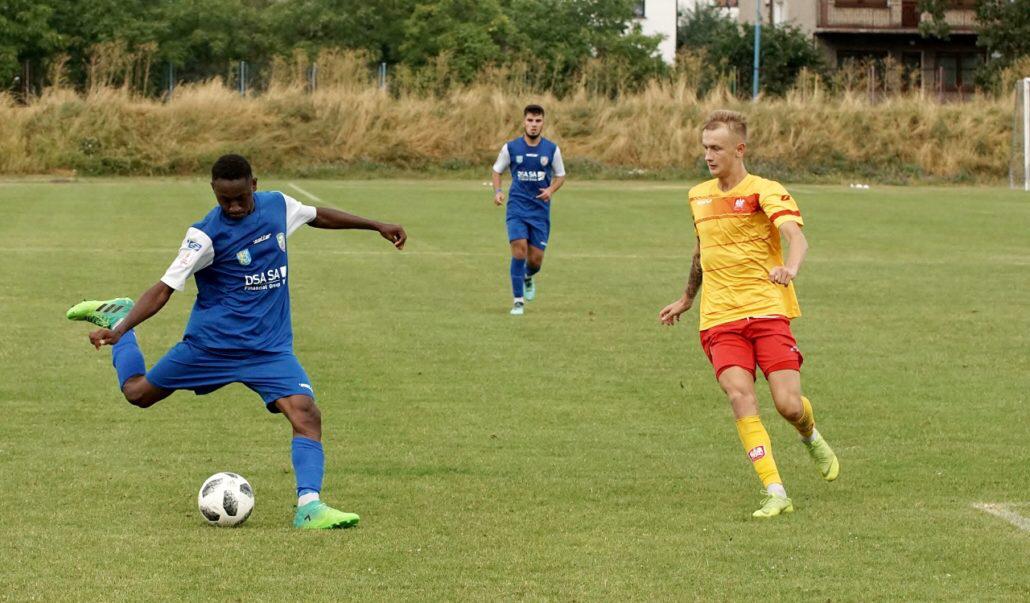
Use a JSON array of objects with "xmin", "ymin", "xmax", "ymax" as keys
[
  {"xmin": 491, "ymin": 104, "xmax": 566, "ymax": 315},
  {"xmin": 66, "ymin": 154, "xmax": 406, "ymax": 530}
]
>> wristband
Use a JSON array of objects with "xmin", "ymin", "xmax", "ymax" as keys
[{"xmin": 494, "ymin": 189, "xmax": 503, "ymax": 194}]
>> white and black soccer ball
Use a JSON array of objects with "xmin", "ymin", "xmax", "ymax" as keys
[{"xmin": 197, "ymin": 472, "xmax": 255, "ymax": 527}]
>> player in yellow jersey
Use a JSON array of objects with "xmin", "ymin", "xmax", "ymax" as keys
[{"xmin": 659, "ymin": 110, "xmax": 840, "ymax": 518}]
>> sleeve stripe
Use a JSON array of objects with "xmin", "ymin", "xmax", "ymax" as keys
[{"xmin": 769, "ymin": 209, "xmax": 801, "ymax": 223}]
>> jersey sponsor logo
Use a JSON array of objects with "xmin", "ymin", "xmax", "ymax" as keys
[
  {"xmin": 516, "ymin": 170, "xmax": 547, "ymax": 182},
  {"xmin": 277, "ymin": 232, "xmax": 286, "ymax": 252},
  {"xmin": 541, "ymin": 156, "xmax": 549, "ymax": 167},
  {"xmin": 187, "ymin": 239, "xmax": 203, "ymax": 251},
  {"xmin": 515, "ymin": 155, "xmax": 523, "ymax": 164},
  {"xmin": 252, "ymin": 233, "xmax": 271, "ymax": 245},
  {"xmin": 243, "ymin": 265, "xmax": 287, "ymax": 291},
  {"xmin": 236, "ymin": 249, "xmax": 252, "ymax": 266},
  {"xmin": 747, "ymin": 445, "xmax": 766, "ymax": 462}
]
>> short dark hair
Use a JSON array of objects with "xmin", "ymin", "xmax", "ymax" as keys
[
  {"xmin": 211, "ymin": 154, "xmax": 253, "ymax": 181},
  {"xmin": 523, "ymin": 104, "xmax": 545, "ymax": 117}
]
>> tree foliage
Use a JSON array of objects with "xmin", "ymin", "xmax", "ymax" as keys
[
  {"xmin": 677, "ymin": 5, "xmax": 825, "ymax": 97},
  {"xmin": 0, "ymin": 0, "xmax": 666, "ymax": 95}
]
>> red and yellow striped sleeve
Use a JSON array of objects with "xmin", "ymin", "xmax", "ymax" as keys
[{"xmin": 758, "ymin": 181, "xmax": 803, "ymax": 229}]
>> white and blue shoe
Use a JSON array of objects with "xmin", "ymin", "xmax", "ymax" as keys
[
  {"xmin": 510, "ymin": 300, "xmax": 525, "ymax": 316},
  {"xmin": 524, "ymin": 278, "xmax": 536, "ymax": 301}
]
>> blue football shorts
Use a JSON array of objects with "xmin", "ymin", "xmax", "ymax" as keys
[
  {"xmin": 146, "ymin": 341, "xmax": 315, "ymax": 413},
  {"xmin": 506, "ymin": 214, "xmax": 550, "ymax": 250}
]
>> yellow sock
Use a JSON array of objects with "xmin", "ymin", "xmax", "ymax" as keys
[
  {"xmin": 790, "ymin": 396, "xmax": 815, "ymax": 438},
  {"xmin": 735, "ymin": 415, "xmax": 782, "ymax": 489}
]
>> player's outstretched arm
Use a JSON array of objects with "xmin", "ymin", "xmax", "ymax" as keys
[
  {"xmin": 89, "ymin": 281, "xmax": 174, "ymax": 349},
  {"xmin": 309, "ymin": 207, "xmax": 406, "ymax": 249}
]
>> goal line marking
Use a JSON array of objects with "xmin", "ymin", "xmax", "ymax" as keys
[
  {"xmin": 288, "ymin": 182, "xmax": 322, "ymax": 202},
  {"xmin": 973, "ymin": 503, "xmax": 1030, "ymax": 533}
]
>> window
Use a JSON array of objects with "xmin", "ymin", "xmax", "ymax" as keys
[
  {"xmin": 834, "ymin": 1, "xmax": 889, "ymax": 7},
  {"xmin": 633, "ymin": 1, "xmax": 645, "ymax": 18},
  {"xmin": 936, "ymin": 52, "xmax": 981, "ymax": 90}
]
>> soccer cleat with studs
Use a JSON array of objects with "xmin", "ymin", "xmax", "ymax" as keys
[
  {"xmin": 510, "ymin": 300, "xmax": 525, "ymax": 316},
  {"xmin": 66, "ymin": 298, "xmax": 135, "ymax": 330},
  {"xmin": 293, "ymin": 501, "xmax": 359, "ymax": 529},
  {"xmin": 752, "ymin": 491, "xmax": 794, "ymax": 519}
]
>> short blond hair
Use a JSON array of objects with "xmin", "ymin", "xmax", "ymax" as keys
[{"xmin": 703, "ymin": 110, "xmax": 747, "ymax": 142}]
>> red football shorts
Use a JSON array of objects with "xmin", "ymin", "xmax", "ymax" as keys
[{"xmin": 699, "ymin": 316, "xmax": 803, "ymax": 380}]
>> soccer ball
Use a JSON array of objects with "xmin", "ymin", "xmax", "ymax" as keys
[{"xmin": 197, "ymin": 472, "xmax": 255, "ymax": 527}]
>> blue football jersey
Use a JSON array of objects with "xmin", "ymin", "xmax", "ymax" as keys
[
  {"xmin": 161, "ymin": 191, "xmax": 316, "ymax": 354},
  {"xmin": 497, "ymin": 136, "xmax": 563, "ymax": 218}
]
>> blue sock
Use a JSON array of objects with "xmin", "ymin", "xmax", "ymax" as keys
[
  {"xmin": 510, "ymin": 258, "xmax": 526, "ymax": 298},
  {"xmin": 526, "ymin": 264, "xmax": 541, "ymax": 279},
  {"xmin": 112, "ymin": 329, "xmax": 146, "ymax": 389},
  {"xmin": 291, "ymin": 436, "xmax": 324, "ymax": 499}
]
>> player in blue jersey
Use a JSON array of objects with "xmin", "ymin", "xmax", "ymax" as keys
[
  {"xmin": 66, "ymin": 154, "xmax": 406, "ymax": 530},
  {"xmin": 491, "ymin": 104, "xmax": 567, "ymax": 315}
]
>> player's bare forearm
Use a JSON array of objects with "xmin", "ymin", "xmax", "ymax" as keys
[
  {"xmin": 550, "ymin": 176, "xmax": 566, "ymax": 194},
  {"xmin": 107, "ymin": 281, "xmax": 173, "ymax": 339},
  {"xmin": 309, "ymin": 207, "xmax": 406, "ymax": 249},
  {"xmin": 769, "ymin": 221, "xmax": 808, "ymax": 285},
  {"xmin": 684, "ymin": 244, "xmax": 703, "ymax": 300},
  {"xmin": 492, "ymin": 172, "xmax": 505, "ymax": 205}
]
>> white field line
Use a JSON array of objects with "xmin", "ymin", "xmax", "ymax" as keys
[
  {"xmin": 288, "ymin": 182, "xmax": 322, "ymax": 202},
  {"xmin": 973, "ymin": 503, "xmax": 1030, "ymax": 533}
]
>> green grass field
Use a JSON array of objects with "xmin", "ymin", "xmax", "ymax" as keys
[{"xmin": 1, "ymin": 178, "xmax": 1028, "ymax": 600}]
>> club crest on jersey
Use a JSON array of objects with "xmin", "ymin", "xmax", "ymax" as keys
[
  {"xmin": 748, "ymin": 446, "xmax": 766, "ymax": 462},
  {"xmin": 515, "ymin": 155, "xmax": 523, "ymax": 164},
  {"xmin": 541, "ymin": 156, "xmax": 549, "ymax": 167},
  {"xmin": 277, "ymin": 232, "xmax": 286, "ymax": 252},
  {"xmin": 236, "ymin": 249, "xmax": 252, "ymax": 266}
]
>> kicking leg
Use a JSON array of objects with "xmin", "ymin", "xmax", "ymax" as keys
[
  {"xmin": 768, "ymin": 370, "xmax": 839, "ymax": 481},
  {"xmin": 276, "ymin": 395, "xmax": 358, "ymax": 529},
  {"xmin": 718, "ymin": 367, "xmax": 793, "ymax": 518}
]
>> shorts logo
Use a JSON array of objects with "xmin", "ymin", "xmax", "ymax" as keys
[
  {"xmin": 541, "ymin": 156, "xmax": 549, "ymax": 167},
  {"xmin": 515, "ymin": 155, "xmax": 523, "ymax": 164},
  {"xmin": 186, "ymin": 239, "xmax": 203, "ymax": 251},
  {"xmin": 277, "ymin": 232, "xmax": 286, "ymax": 252},
  {"xmin": 299, "ymin": 383, "xmax": 312, "ymax": 391},
  {"xmin": 236, "ymin": 249, "xmax": 252, "ymax": 266},
  {"xmin": 747, "ymin": 446, "xmax": 766, "ymax": 462},
  {"xmin": 538, "ymin": 241, "xmax": 547, "ymax": 248},
  {"xmin": 781, "ymin": 195, "xmax": 792, "ymax": 201}
]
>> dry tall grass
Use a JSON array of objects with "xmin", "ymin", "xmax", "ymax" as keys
[{"xmin": 0, "ymin": 61, "xmax": 1015, "ymax": 182}]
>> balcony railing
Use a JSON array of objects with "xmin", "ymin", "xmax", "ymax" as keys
[{"xmin": 817, "ymin": 0, "xmax": 977, "ymax": 31}]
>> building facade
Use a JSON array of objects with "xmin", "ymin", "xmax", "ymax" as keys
[
  {"xmin": 717, "ymin": 0, "xmax": 983, "ymax": 94},
  {"xmin": 637, "ymin": 0, "xmax": 680, "ymax": 64}
]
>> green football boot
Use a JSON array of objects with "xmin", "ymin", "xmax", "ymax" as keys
[
  {"xmin": 524, "ymin": 277, "xmax": 536, "ymax": 301},
  {"xmin": 66, "ymin": 298, "xmax": 134, "ymax": 329},
  {"xmin": 293, "ymin": 501, "xmax": 360, "ymax": 530},
  {"xmin": 752, "ymin": 491, "xmax": 794, "ymax": 519},
  {"xmin": 803, "ymin": 434, "xmax": 840, "ymax": 481}
]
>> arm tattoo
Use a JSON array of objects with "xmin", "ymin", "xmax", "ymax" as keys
[{"xmin": 685, "ymin": 250, "xmax": 703, "ymax": 298}]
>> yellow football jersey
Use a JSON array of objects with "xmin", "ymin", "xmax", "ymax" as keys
[{"xmin": 688, "ymin": 174, "xmax": 804, "ymax": 331}]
